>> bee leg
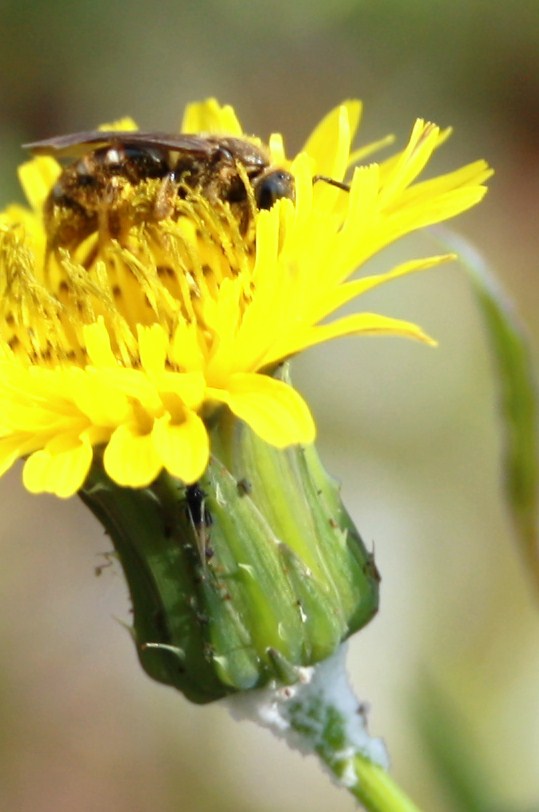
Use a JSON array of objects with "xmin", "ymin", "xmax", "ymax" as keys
[
  {"xmin": 153, "ymin": 172, "xmax": 176, "ymax": 220},
  {"xmin": 97, "ymin": 178, "xmax": 122, "ymax": 244}
]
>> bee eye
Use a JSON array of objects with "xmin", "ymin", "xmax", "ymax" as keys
[{"xmin": 254, "ymin": 170, "xmax": 295, "ymax": 210}]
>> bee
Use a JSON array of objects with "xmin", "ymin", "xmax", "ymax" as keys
[{"xmin": 25, "ymin": 130, "xmax": 296, "ymax": 248}]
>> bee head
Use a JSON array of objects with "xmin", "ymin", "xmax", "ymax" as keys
[{"xmin": 253, "ymin": 169, "xmax": 295, "ymax": 210}]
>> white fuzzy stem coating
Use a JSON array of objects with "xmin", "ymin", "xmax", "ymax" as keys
[{"xmin": 225, "ymin": 645, "xmax": 388, "ymax": 788}]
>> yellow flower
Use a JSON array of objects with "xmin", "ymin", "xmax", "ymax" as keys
[{"xmin": 0, "ymin": 98, "xmax": 492, "ymax": 497}]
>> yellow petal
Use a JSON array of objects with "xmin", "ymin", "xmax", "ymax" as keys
[
  {"xmin": 211, "ymin": 374, "xmax": 316, "ymax": 447},
  {"xmin": 170, "ymin": 321, "xmax": 205, "ymax": 371},
  {"xmin": 302, "ymin": 100, "xmax": 362, "ymax": 179},
  {"xmin": 98, "ymin": 117, "xmax": 138, "ymax": 132},
  {"xmin": 18, "ymin": 157, "xmax": 62, "ymax": 212},
  {"xmin": 155, "ymin": 370, "xmax": 206, "ymax": 409},
  {"xmin": 23, "ymin": 436, "xmax": 93, "ymax": 498},
  {"xmin": 378, "ymin": 120, "xmax": 441, "ymax": 207},
  {"xmin": 103, "ymin": 424, "xmax": 162, "ymax": 488},
  {"xmin": 181, "ymin": 98, "xmax": 243, "ymax": 134},
  {"xmin": 153, "ymin": 411, "xmax": 209, "ymax": 483},
  {"xmin": 284, "ymin": 313, "xmax": 437, "ymax": 358},
  {"xmin": 72, "ymin": 370, "xmax": 131, "ymax": 427},
  {"xmin": 0, "ymin": 435, "xmax": 27, "ymax": 476},
  {"xmin": 83, "ymin": 318, "xmax": 118, "ymax": 367},
  {"xmin": 310, "ymin": 255, "xmax": 455, "ymax": 322},
  {"xmin": 138, "ymin": 323, "xmax": 168, "ymax": 375}
]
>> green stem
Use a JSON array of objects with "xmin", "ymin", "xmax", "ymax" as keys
[
  {"xmin": 227, "ymin": 646, "xmax": 424, "ymax": 812},
  {"xmin": 330, "ymin": 756, "xmax": 422, "ymax": 812},
  {"xmin": 287, "ymin": 702, "xmax": 423, "ymax": 812}
]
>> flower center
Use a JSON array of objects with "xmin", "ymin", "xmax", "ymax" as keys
[{"xmin": 0, "ymin": 182, "xmax": 256, "ymax": 369}]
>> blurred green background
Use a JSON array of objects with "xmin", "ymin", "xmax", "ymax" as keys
[{"xmin": 1, "ymin": 1, "xmax": 538, "ymax": 810}]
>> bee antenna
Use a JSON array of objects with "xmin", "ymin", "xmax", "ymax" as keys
[{"xmin": 312, "ymin": 174, "xmax": 350, "ymax": 193}]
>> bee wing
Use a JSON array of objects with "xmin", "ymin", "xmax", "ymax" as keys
[{"xmin": 24, "ymin": 131, "xmax": 217, "ymax": 159}]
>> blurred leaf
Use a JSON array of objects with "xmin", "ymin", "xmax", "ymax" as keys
[
  {"xmin": 434, "ymin": 228, "xmax": 539, "ymax": 597},
  {"xmin": 415, "ymin": 678, "xmax": 494, "ymax": 812}
]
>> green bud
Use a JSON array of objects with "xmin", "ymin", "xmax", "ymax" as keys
[{"xmin": 80, "ymin": 406, "xmax": 379, "ymax": 704}]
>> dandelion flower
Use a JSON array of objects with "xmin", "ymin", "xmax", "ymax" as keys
[{"xmin": 0, "ymin": 98, "xmax": 492, "ymax": 497}]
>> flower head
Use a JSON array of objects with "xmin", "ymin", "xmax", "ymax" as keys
[{"xmin": 0, "ymin": 99, "xmax": 492, "ymax": 497}]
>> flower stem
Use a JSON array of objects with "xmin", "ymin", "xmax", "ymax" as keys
[
  {"xmin": 227, "ymin": 646, "xmax": 424, "ymax": 812},
  {"xmin": 285, "ymin": 693, "xmax": 424, "ymax": 812},
  {"xmin": 326, "ymin": 755, "xmax": 423, "ymax": 812}
]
